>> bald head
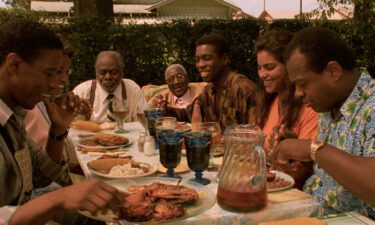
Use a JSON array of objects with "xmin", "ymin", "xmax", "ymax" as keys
[{"xmin": 95, "ymin": 51, "xmax": 124, "ymax": 93}]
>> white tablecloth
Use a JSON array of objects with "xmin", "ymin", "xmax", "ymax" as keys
[{"xmin": 67, "ymin": 122, "xmax": 322, "ymax": 225}]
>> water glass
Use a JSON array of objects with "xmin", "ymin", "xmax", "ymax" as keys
[{"xmin": 113, "ymin": 99, "xmax": 129, "ymax": 134}]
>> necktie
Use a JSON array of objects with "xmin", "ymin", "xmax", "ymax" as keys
[{"xmin": 107, "ymin": 94, "xmax": 116, "ymax": 122}]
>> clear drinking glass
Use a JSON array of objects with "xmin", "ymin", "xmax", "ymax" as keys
[
  {"xmin": 113, "ymin": 99, "xmax": 129, "ymax": 134},
  {"xmin": 197, "ymin": 122, "xmax": 222, "ymax": 169}
]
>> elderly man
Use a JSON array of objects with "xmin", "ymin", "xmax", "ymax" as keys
[
  {"xmin": 73, "ymin": 51, "xmax": 147, "ymax": 123},
  {"xmin": 0, "ymin": 19, "xmax": 121, "ymax": 225},
  {"xmin": 271, "ymin": 27, "xmax": 375, "ymax": 218},
  {"xmin": 148, "ymin": 64, "xmax": 203, "ymax": 109},
  {"xmin": 193, "ymin": 33, "xmax": 258, "ymax": 129}
]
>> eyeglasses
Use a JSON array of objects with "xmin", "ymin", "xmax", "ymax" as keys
[
  {"xmin": 97, "ymin": 69, "xmax": 120, "ymax": 76},
  {"xmin": 166, "ymin": 73, "xmax": 186, "ymax": 83}
]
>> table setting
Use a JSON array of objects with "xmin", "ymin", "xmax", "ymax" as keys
[{"xmin": 66, "ymin": 116, "xmax": 323, "ymax": 225}]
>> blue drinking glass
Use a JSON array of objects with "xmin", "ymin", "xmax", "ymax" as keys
[
  {"xmin": 157, "ymin": 129, "xmax": 184, "ymax": 179},
  {"xmin": 144, "ymin": 108, "xmax": 163, "ymax": 148},
  {"xmin": 184, "ymin": 131, "xmax": 212, "ymax": 185}
]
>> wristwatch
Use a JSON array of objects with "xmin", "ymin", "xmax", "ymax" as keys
[
  {"xmin": 49, "ymin": 129, "xmax": 69, "ymax": 141},
  {"xmin": 310, "ymin": 138, "xmax": 325, "ymax": 161}
]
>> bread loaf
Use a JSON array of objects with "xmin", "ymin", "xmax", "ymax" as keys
[{"xmin": 72, "ymin": 120, "xmax": 100, "ymax": 131}]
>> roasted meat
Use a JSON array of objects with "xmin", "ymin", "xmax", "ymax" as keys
[
  {"xmin": 119, "ymin": 182, "xmax": 199, "ymax": 222},
  {"xmin": 152, "ymin": 201, "xmax": 185, "ymax": 221}
]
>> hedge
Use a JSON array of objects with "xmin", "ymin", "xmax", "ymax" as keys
[{"xmin": 0, "ymin": 9, "xmax": 373, "ymax": 90}]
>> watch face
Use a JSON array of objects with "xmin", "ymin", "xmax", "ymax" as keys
[{"xmin": 312, "ymin": 139, "xmax": 324, "ymax": 148}]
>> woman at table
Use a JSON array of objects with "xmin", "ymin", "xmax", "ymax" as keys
[{"xmin": 254, "ymin": 29, "xmax": 318, "ymax": 189}]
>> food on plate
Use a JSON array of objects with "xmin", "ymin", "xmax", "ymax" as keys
[
  {"xmin": 78, "ymin": 133, "xmax": 95, "ymax": 138},
  {"xmin": 87, "ymin": 157, "xmax": 132, "ymax": 173},
  {"xmin": 176, "ymin": 124, "xmax": 190, "ymax": 131},
  {"xmin": 177, "ymin": 122, "xmax": 186, "ymax": 125},
  {"xmin": 267, "ymin": 175, "xmax": 292, "ymax": 190},
  {"xmin": 259, "ymin": 216, "xmax": 326, "ymax": 225},
  {"xmin": 119, "ymin": 182, "xmax": 199, "ymax": 222},
  {"xmin": 157, "ymin": 162, "xmax": 189, "ymax": 174},
  {"xmin": 93, "ymin": 133, "xmax": 129, "ymax": 146},
  {"xmin": 99, "ymin": 122, "xmax": 117, "ymax": 130},
  {"xmin": 87, "ymin": 152, "xmax": 125, "ymax": 157},
  {"xmin": 87, "ymin": 156, "xmax": 149, "ymax": 175},
  {"xmin": 80, "ymin": 139, "xmax": 98, "ymax": 146},
  {"xmin": 78, "ymin": 147, "xmax": 106, "ymax": 153},
  {"xmin": 109, "ymin": 163, "xmax": 149, "ymax": 177},
  {"xmin": 72, "ymin": 120, "xmax": 100, "ymax": 131},
  {"xmin": 266, "ymin": 171, "xmax": 276, "ymax": 182}
]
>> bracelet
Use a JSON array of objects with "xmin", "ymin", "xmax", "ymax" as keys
[{"xmin": 49, "ymin": 129, "xmax": 69, "ymax": 141}]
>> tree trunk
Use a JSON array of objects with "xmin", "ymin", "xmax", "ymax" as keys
[{"xmin": 73, "ymin": 0, "xmax": 113, "ymax": 20}]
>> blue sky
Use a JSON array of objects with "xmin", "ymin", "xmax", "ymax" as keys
[{"xmin": 0, "ymin": 0, "xmax": 321, "ymax": 15}]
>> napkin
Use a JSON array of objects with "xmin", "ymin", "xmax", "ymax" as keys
[{"xmin": 267, "ymin": 188, "xmax": 311, "ymax": 203}]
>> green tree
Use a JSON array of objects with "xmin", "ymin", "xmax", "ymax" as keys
[
  {"xmin": 73, "ymin": 0, "xmax": 113, "ymax": 20},
  {"xmin": 4, "ymin": 0, "xmax": 30, "ymax": 9}
]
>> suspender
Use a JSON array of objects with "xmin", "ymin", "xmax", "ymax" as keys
[{"xmin": 86, "ymin": 79, "xmax": 127, "ymax": 120}]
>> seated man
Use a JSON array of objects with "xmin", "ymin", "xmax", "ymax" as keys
[
  {"xmin": 271, "ymin": 27, "xmax": 375, "ymax": 218},
  {"xmin": 0, "ymin": 19, "xmax": 120, "ymax": 225},
  {"xmin": 193, "ymin": 33, "xmax": 258, "ymax": 129},
  {"xmin": 73, "ymin": 50, "xmax": 147, "ymax": 123},
  {"xmin": 147, "ymin": 64, "xmax": 204, "ymax": 109}
]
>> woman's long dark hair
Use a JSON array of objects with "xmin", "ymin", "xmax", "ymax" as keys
[{"xmin": 254, "ymin": 29, "xmax": 302, "ymax": 130}]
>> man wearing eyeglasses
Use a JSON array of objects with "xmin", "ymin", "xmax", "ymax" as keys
[
  {"xmin": 73, "ymin": 51, "xmax": 147, "ymax": 123},
  {"xmin": 148, "ymin": 64, "xmax": 204, "ymax": 109}
]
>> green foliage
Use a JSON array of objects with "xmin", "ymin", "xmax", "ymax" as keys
[{"xmin": 0, "ymin": 8, "xmax": 373, "ymax": 90}]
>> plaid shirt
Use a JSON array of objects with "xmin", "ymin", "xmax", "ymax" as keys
[
  {"xmin": 197, "ymin": 72, "xmax": 257, "ymax": 130},
  {"xmin": 0, "ymin": 99, "xmax": 70, "ymax": 222},
  {"xmin": 304, "ymin": 69, "xmax": 375, "ymax": 218}
]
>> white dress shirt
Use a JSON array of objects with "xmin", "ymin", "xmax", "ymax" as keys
[{"xmin": 73, "ymin": 78, "xmax": 148, "ymax": 123}]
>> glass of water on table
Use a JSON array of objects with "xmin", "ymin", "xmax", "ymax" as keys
[{"xmin": 113, "ymin": 99, "xmax": 129, "ymax": 134}]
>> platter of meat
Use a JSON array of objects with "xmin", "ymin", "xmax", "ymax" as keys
[
  {"xmin": 267, "ymin": 170, "xmax": 295, "ymax": 192},
  {"xmin": 78, "ymin": 133, "xmax": 132, "ymax": 150},
  {"xmin": 79, "ymin": 177, "xmax": 216, "ymax": 223}
]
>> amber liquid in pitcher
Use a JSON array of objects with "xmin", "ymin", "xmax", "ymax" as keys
[{"xmin": 217, "ymin": 186, "xmax": 267, "ymax": 212}]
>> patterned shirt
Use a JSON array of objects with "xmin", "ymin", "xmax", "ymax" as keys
[
  {"xmin": 197, "ymin": 72, "xmax": 257, "ymax": 130},
  {"xmin": 0, "ymin": 99, "xmax": 70, "ymax": 223},
  {"xmin": 304, "ymin": 69, "xmax": 375, "ymax": 218}
]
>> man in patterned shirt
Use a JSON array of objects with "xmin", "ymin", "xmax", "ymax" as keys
[
  {"xmin": 193, "ymin": 33, "xmax": 258, "ymax": 130},
  {"xmin": 271, "ymin": 26, "xmax": 375, "ymax": 218}
]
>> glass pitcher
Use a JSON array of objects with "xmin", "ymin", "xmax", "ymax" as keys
[{"xmin": 217, "ymin": 124, "xmax": 267, "ymax": 212}]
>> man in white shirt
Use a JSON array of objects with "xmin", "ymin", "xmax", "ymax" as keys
[
  {"xmin": 73, "ymin": 51, "xmax": 147, "ymax": 123},
  {"xmin": 148, "ymin": 64, "xmax": 203, "ymax": 109}
]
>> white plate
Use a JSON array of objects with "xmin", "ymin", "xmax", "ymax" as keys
[
  {"xmin": 79, "ymin": 177, "xmax": 216, "ymax": 223},
  {"xmin": 89, "ymin": 162, "xmax": 157, "ymax": 179},
  {"xmin": 78, "ymin": 136, "xmax": 132, "ymax": 150},
  {"xmin": 267, "ymin": 170, "xmax": 295, "ymax": 192}
]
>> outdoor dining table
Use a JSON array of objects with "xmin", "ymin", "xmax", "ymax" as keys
[{"xmin": 67, "ymin": 121, "xmax": 322, "ymax": 225}]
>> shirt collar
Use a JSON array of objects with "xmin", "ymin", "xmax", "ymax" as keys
[
  {"xmin": 173, "ymin": 88, "xmax": 191, "ymax": 103},
  {"xmin": 0, "ymin": 98, "xmax": 13, "ymax": 126},
  {"xmin": 0, "ymin": 99, "xmax": 26, "ymax": 126},
  {"xmin": 337, "ymin": 68, "xmax": 373, "ymax": 120},
  {"xmin": 96, "ymin": 81, "xmax": 123, "ymax": 103}
]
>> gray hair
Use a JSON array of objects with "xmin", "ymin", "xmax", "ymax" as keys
[
  {"xmin": 164, "ymin": 64, "xmax": 187, "ymax": 79},
  {"xmin": 95, "ymin": 51, "xmax": 124, "ymax": 73}
]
